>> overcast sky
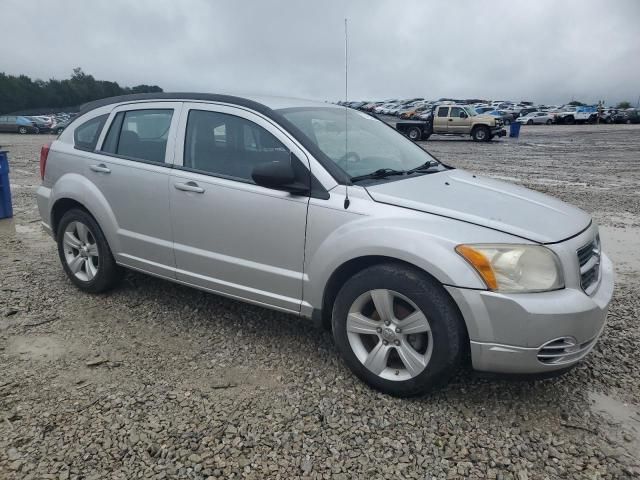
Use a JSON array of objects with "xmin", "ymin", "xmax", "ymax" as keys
[{"xmin": 3, "ymin": 0, "xmax": 639, "ymax": 105}]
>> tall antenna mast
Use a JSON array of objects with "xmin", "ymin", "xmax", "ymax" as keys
[{"xmin": 343, "ymin": 17, "xmax": 350, "ymax": 209}]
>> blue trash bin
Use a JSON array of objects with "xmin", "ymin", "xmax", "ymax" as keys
[
  {"xmin": 509, "ymin": 122, "xmax": 521, "ymax": 138},
  {"xmin": 0, "ymin": 150, "xmax": 13, "ymax": 219}
]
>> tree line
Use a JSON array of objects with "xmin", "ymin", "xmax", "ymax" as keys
[{"xmin": 0, "ymin": 68, "xmax": 163, "ymax": 115}]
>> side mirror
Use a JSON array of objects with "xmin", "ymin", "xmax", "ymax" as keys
[{"xmin": 251, "ymin": 154, "xmax": 310, "ymax": 195}]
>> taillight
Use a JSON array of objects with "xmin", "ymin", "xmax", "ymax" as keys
[{"xmin": 40, "ymin": 143, "xmax": 51, "ymax": 180}]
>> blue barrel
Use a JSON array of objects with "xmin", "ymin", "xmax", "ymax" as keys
[
  {"xmin": 0, "ymin": 151, "xmax": 13, "ymax": 219},
  {"xmin": 509, "ymin": 121, "xmax": 521, "ymax": 138}
]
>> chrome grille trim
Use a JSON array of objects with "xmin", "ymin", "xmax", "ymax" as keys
[{"xmin": 577, "ymin": 234, "xmax": 601, "ymax": 295}]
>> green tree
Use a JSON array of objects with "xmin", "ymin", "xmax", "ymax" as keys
[
  {"xmin": 616, "ymin": 101, "xmax": 631, "ymax": 109},
  {"xmin": 568, "ymin": 100, "xmax": 585, "ymax": 107},
  {"xmin": 0, "ymin": 68, "xmax": 164, "ymax": 114}
]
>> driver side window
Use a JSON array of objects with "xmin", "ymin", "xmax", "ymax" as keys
[{"xmin": 183, "ymin": 110, "xmax": 290, "ymax": 183}]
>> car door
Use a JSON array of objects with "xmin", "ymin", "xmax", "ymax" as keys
[
  {"xmin": 169, "ymin": 103, "xmax": 310, "ymax": 313},
  {"xmin": 434, "ymin": 106, "xmax": 449, "ymax": 132},
  {"xmin": 6, "ymin": 116, "xmax": 18, "ymax": 133},
  {"xmin": 448, "ymin": 107, "xmax": 470, "ymax": 133},
  {"xmin": 0, "ymin": 117, "xmax": 7, "ymax": 133},
  {"xmin": 89, "ymin": 102, "xmax": 182, "ymax": 278}
]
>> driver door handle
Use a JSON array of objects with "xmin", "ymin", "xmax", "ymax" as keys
[
  {"xmin": 89, "ymin": 164, "xmax": 111, "ymax": 173},
  {"xmin": 174, "ymin": 181, "xmax": 205, "ymax": 193}
]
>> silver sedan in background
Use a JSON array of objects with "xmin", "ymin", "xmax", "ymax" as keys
[{"xmin": 517, "ymin": 111, "xmax": 554, "ymax": 125}]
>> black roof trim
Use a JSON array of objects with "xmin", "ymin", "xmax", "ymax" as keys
[{"xmin": 78, "ymin": 93, "xmax": 351, "ymax": 185}]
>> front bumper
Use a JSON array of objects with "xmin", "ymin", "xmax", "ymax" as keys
[
  {"xmin": 492, "ymin": 128, "xmax": 507, "ymax": 137},
  {"xmin": 445, "ymin": 253, "xmax": 614, "ymax": 374}
]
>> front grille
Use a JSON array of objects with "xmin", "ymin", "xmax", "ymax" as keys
[
  {"xmin": 577, "ymin": 235, "xmax": 601, "ymax": 294},
  {"xmin": 537, "ymin": 336, "xmax": 596, "ymax": 365}
]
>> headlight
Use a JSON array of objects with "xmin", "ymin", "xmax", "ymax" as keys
[{"xmin": 455, "ymin": 244, "xmax": 564, "ymax": 292}]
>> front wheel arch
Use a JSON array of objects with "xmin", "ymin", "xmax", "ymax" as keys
[{"xmin": 320, "ymin": 256, "xmax": 470, "ymax": 347}]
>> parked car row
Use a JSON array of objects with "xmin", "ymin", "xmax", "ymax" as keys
[
  {"xmin": 0, "ymin": 112, "xmax": 77, "ymax": 134},
  {"xmin": 338, "ymin": 99, "xmax": 639, "ymax": 126}
]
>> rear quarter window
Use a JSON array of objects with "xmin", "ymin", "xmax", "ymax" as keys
[{"xmin": 74, "ymin": 114, "xmax": 108, "ymax": 151}]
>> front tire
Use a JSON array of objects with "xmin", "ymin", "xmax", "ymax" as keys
[
  {"xmin": 527, "ymin": 120, "xmax": 533, "ymax": 125},
  {"xmin": 332, "ymin": 263, "xmax": 465, "ymax": 397},
  {"xmin": 56, "ymin": 208, "xmax": 122, "ymax": 293},
  {"xmin": 472, "ymin": 126, "xmax": 490, "ymax": 142},
  {"xmin": 546, "ymin": 119, "xmax": 552, "ymax": 125},
  {"xmin": 18, "ymin": 126, "xmax": 27, "ymax": 134}
]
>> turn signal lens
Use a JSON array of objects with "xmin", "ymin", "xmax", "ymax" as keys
[{"xmin": 455, "ymin": 245, "xmax": 498, "ymax": 290}]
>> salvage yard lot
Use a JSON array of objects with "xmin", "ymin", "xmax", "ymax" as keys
[{"xmin": 1, "ymin": 125, "xmax": 639, "ymax": 479}]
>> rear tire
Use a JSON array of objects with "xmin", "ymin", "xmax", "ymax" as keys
[
  {"xmin": 18, "ymin": 126, "xmax": 27, "ymax": 134},
  {"xmin": 56, "ymin": 208, "xmax": 122, "ymax": 293},
  {"xmin": 407, "ymin": 127, "xmax": 422, "ymax": 141},
  {"xmin": 332, "ymin": 263, "xmax": 465, "ymax": 397},
  {"xmin": 472, "ymin": 126, "xmax": 490, "ymax": 142}
]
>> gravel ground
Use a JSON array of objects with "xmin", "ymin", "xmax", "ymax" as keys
[{"xmin": 1, "ymin": 125, "xmax": 639, "ymax": 479}]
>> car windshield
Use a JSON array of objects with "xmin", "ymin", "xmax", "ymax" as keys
[{"xmin": 279, "ymin": 107, "xmax": 438, "ymax": 179}]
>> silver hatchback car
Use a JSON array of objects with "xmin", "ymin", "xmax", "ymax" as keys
[{"xmin": 37, "ymin": 93, "xmax": 614, "ymax": 396}]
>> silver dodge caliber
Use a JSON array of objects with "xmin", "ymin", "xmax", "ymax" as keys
[{"xmin": 36, "ymin": 93, "xmax": 614, "ymax": 396}]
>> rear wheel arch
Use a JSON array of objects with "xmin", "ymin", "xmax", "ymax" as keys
[
  {"xmin": 320, "ymin": 256, "xmax": 470, "ymax": 347},
  {"xmin": 51, "ymin": 198, "xmax": 89, "ymax": 235},
  {"xmin": 51, "ymin": 196, "xmax": 117, "ymax": 255}
]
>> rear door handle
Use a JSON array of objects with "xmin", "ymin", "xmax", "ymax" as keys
[
  {"xmin": 89, "ymin": 164, "xmax": 111, "ymax": 173},
  {"xmin": 174, "ymin": 181, "xmax": 205, "ymax": 193}
]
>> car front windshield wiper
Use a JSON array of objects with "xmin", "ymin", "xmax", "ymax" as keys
[
  {"xmin": 350, "ymin": 168, "xmax": 407, "ymax": 183},
  {"xmin": 406, "ymin": 160, "xmax": 440, "ymax": 174}
]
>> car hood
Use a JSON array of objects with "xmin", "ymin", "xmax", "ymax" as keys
[{"xmin": 365, "ymin": 169, "xmax": 591, "ymax": 243}]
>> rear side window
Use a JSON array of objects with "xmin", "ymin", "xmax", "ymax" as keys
[
  {"xmin": 74, "ymin": 114, "xmax": 108, "ymax": 151},
  {"xmin": 101, "ymin": 109, "xmax": 173, "ymax": 164},
  {"xmin": 437, "ymin": 107, "xmax": 449, "ymax": 117},
  {"xmin": 183, "ymin": 110, "xmax": 289, "ymax": 182}
]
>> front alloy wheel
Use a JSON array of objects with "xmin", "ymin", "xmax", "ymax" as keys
[
  {"xmin": 332, "ymin": 263, "xmax": 465, "ymax": 396},
  {"xmin": 347, "ymin": 289, "xmax": 433, "ymax": 381}
]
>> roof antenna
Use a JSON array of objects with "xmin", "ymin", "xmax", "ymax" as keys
[{"xmin": 343, "ymin": 17, "xmax": 351, "ymax": 210}]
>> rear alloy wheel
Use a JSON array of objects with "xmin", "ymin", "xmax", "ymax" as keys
[
  {"xmin": 407, "ymin": 127, "xmax": 422, "ymax": 141},
  {"xmin": 332, "ymin": 264, "xmax": 464, "ymax": 396},
  {"xmin": 18, "ymin": 126, "xmax": 27, "ymax": 134},
  {"xmin": 57, "ymin": 208, "xmax": 122, "ymax": 293},
  {"xmin": 472, "ymin": 126, "xmax": 490, "ymax": 142}
]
